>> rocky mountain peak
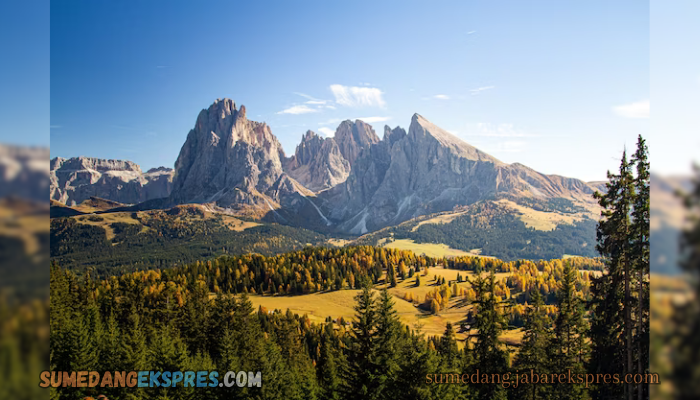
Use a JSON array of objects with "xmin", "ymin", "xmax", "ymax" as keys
[
  {"xmin": 334, "ymin": 120, "xmax": 380, "ymax": 167},
  {"xmin": 408, "ymin": 113, "xmax": 502, "ymax": 165},
  {"xmin": 383, "ymin": 125, "xmax": 407, "ymax": 147},
  {"xmin": 302, "ymin": 130, "xmax": 319, "ymax": 141},
  {"xmin": 168, "ymin": 99, "xmax": 313, "ymax": 215},
  {"xmin": 292, "ymin": 130, "xmax": 325, "ymax": 166},
  {"xmin": 284, "ymin": 129, "xmax": 351, "ymax": 193}
]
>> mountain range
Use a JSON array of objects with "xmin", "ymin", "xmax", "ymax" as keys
[
  {"xmin": 51, "ymin": 98, "xmax": 604, "ymax": 234},
  {"xmin": 50, "ymin": 157, "xmax": 172, "ymax": 205}
]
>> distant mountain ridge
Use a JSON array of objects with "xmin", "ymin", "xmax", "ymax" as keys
[
  {"xmin": 52, "ymin": 98, "xmax": 602, "ymax": 236},
  {"xmin": 50, "ymin": 156, "xmax": 173, "ymax": 205},
  {"xmin": 320, "ymin": 113, "xmax": 599, "ymax": 233}
]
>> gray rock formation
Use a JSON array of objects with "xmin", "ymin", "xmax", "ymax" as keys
[
  {"xmin": 283, "ymin": 130, "xmax": 351, "ymax": 192},
  {"xmin": 322, "ymin": 113, "xmax": 599, "ymax": 234},
  {"xmin": 282, "ymin": 120, "xmax": 379, "ymax": 192},
  {"xmin": 50, "ymin": 157, "xmax": 173, "ymax": 206},
  {"xmin": 168, "ymin": 98, "xmax": 319, "ymax": 219},
  {"xmin": 333, "ymin": 120, "xmax": 380, "ymax": 167}
]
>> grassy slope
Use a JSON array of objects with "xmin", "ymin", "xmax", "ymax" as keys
[{"xmin": 250, "ymin": 266, "xmax": 523, "ymax": 347}]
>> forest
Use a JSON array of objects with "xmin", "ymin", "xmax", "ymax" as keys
[
  {"xmin": 50, "ymin": 211, "xmax": 329, "ymax": 275},
  {"xmin": 46, "ymin": 136, "xmax": 652, "ymax": 400}
]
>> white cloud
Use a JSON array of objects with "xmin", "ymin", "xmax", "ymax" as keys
[
  {"xmin": 330, "ymin": 84, "xmax": 386, "ymax": 108},
  {"xmin": 318, "ymin": 127, "xmax": 335, "ymax": 137},
  {"xmin": 434, "ymin": 94, "xmax": 450, "ymax": 100},
  {"xmin": 613, "ymin": 99, "xmax": 649, "ymax": 119},
  {"xmin": 467, "ymin": 30, "xmax": 477, "ymax": 35},
  {"xmin": 355, "ymin": 116, "xmax": 392, "ymax": 123},
  {"xmin": 294, "ymin": 92, "xmax": 328, "ymax": 105},
  {"xmin": 277, "ymin": 105, "xmax": 319, "ymax": 115},
  {"xmin": 470, "ymin": 86, "xmax": 495, "ymax": 95}
]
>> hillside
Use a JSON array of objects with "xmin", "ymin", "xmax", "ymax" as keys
[
  {"xmin": 354, "ymin": 197, "xmax": 598, "ymax": 261},
  {"xmin": 50, "ymin": 204, "xmax": 332, "ymax": 274}
]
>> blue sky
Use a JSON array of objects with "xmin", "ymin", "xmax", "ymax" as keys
[
  {"xmin": 650, "ymin": 0, "xmax": 700, "ymax": 177},
  {"xmin": 47, "ymin": 1, "xmax": 652, "ymax": 181},
  {"xmin": 0, "ymin": 0, "xmax": 49, "ymax": 146}
]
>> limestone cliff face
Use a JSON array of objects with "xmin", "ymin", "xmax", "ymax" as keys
[
  {"xmin": 284, "ymin": 131, "xmax": 351, "ymax": 192},
  {"xmin": 53, "ymin": 98, "xmax": 601, "ymax": 233},
  {"xmin": 323, "ymin": 114, "xmax": 597, "ymax": 234},
  {"xmin": 50, "ymin": 156, "xmax": 172, "ymax": 206},
  {"xmin": 168, "ymin": 98, "xmax": 314, "ymax": 217},
  {"xmin": 282, "ymin": 120, "xmax": 379, "ymax": 193},
  {"xmin": 333, "ymin": 120, "xmax": 380, "ymax": 167}
]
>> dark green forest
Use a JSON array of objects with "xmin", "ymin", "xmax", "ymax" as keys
[{"xmin": 50, "ymin": 214, "xmax": 329, "ymax": 275}]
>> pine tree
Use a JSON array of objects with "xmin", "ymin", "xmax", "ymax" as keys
[
  {"xmin": 470, "ymin": 270, "xmax": 508, "ymax": 400},
  {"xmin": 388, "ymin": 263, "xmax": 397, "ymax": 288},
  {"xmin": 438, "ymin": 322, "xmax": 460, "ymax": 369},
  {"xmin": 631, "ymin": 134, "xmax": 650, "ymax": 400},
  {"xmin": 375, "ymin": 289, "xmax": 402, "ymax": 398},
  {"xmin": 317, "ymin": 322, "xmax": 342, "ymax": 400},
  {"xmin": 512, "ymin": 289, "xmax": 551, "ymax": 400},
  {"xmin": 590, "ymin": 149, "xmax": 634, "ymax": 400},
  {"xmin": 550, "ymin": 262, "xmax": 588, "ymax": 400},
  {"xmin": 395, "ymin": 334, "xmax": 436, "ymax": 400},
  {"xmin": 121, "ymin": 305, "xmax": 148, "ymax": 372},
  {"xmin": 344, "ymin": 283, "xmax": 380, "ymax": 400},
  {"xmin": 232, "ymin": 292, "xmax": 268, "ymax": 399}
]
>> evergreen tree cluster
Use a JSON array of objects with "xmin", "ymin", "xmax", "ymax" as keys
[{"xmin": 589, "ymin": 135, "xmax": 650, "ymax": 400}]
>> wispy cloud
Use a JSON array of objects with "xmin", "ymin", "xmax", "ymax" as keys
[
  {"xmin": 330, "ymin": 84, "xmax": 385, "ymax": 108},
  {"xmin": 467, "ymin": 31, "xmax": 477, "ymax": 35},
  {"xmin": 294, "ymin": 92, "xmax": 328, "ymax": 106},
  {"xmin": 613, "ymin": 99, "xmax": 649, "ymax": 119},
  {"xmin": 318, "ymin": 127, "xmax": 335, "ymax": 137},
  {"xmin": 470, "ymin": 86, "xmax": 495, "ymax": 95},
  {"xmin": 277, "ymin": 105, "xmax": 319, "ymax": 115},
  {"xmin": 433, "ymin": 94, "xmax": 450, "ymax": 100},
  {"xmin": 356, "ymin": 116, "xmax": 392, "ymax": 124}
]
